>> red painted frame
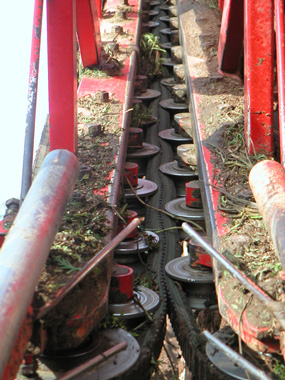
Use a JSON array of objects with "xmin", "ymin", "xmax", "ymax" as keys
[
  {"xmin": 275, "ymin": 0, "xmax": 285, "ymax": 167},
  {"xmin": 77, "ymin": 0, "xmax": 102, "ymax": 68},
  {"xmin": 47, "ymin": 0, "xmax": 78, "ymax": 153},
  {"xmin": 244, "ymin": 0, "xmax": 274, "ymax": 156},
  {"xmin": 218, "ymin": 0, "xmax": 243, "ymax": 76}
]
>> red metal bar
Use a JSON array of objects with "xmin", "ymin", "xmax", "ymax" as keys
[
  {"xmin": 275, "ymin": 0, "xmax": 285, "ymax": 167},
  {"xmin": 217, "ymin": 0, "xmax": 243, "ymax": 76},
  {"xmin": 20, "ymin": 0, "xmax": 43, "ymax": 204},
  {"xmin": 244, "ymin": 0, "xmax": 274, "ymax": 156},
  {"xmin": 76, "ymin": 0, "xmax": 102, "ymax": 68},
  {"xmin": 47, "ymin": 0, "xmax": 77, "ymax": 153},
  {"xmin": 219, "ymin": 0, "xmax": 224, "ymax": 10},
  {"xmin": 0, "ymin": 150, "xmax": 79, "ymax": 379}
]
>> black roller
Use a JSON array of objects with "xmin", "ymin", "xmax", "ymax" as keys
[
  {"xmin": 38, "ymin": 329, "xmax": 140, "ymax": 379},
  {"xmin": 158, "ymin": 128, "xmax": 193, "ymax": 143},
  {"xmin": 109, "ymin": 286, "xmax": 160, "ymax": 319},
  {"xmin": 165, "ymin": 198, "xmax": 205, "ymax": 224},
  {"xmin": 115, "ymin": 231, "xmax": 159, "ymax": 264},
  {"xmin": 124, "ymin": 179, "xmax": 158, "ymax": 199},
  {"xmin": 159, "ymin": 98, "xmax": 188, "ymax": 112},
  {"xmin": 165, "ymin": 257, "xmax": 213, "ymax": 283},
  {"xmin": 133, "ymin": 89, "xmax": 161, "ymax": 104}
]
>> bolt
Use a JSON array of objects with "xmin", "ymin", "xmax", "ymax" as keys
[
  {"xmin": 95, "ymin": 91, "xmax": 109, "ymax": 102},
  {"xmin": 85, "ymin": 123, "xmax": 102, "ymax": 136},
  {"xmin": 111, "ymin": 25, "xmax": 123, "ymax": 34},
  {"xmin": 115, "ymin": 10, "xmax": 127, "ymax": 19}
]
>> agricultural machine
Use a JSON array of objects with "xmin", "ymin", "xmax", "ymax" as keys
[{"xmin": 1, "ymin": 0, "xmax": 285, "ymax": 379}]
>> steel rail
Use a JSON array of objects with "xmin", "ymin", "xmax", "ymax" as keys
[
  {"xmin": 0, "ymin": 149, "xmax": 79, "ymax": 378},
  {"xmin": 182, "ymin": 222, "xmax": 285, "ymax": 331},
  {"xmin": 275, "ymin": 0, "xmax": 285, "ymax": 167},
  {"xmin": 203, "ymin": 331, "xmax": 273, "ymax": 380},
  {"xmin": 36, "ymin": 217, "xmax": 141, "ymax": 319},
  {"xmin": 20, "ymin": 0, "xmax": 44, "ymax": 204}
]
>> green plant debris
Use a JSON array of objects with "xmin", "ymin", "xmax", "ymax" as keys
[
  {"xmin": 139, "ymin": 33, "xmax": 166, "ymax": 79},
  {"xmin": 130, "ymin": 103, "xmax": 156, "ymax": 127}
]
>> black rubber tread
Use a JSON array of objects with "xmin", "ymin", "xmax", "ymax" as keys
[{"xmin": 143, "ymin": 51, "xmax": 233, "ymax": 380}]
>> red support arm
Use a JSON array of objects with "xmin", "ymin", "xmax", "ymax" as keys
[
  {"xmin": 244, "ymin": 0, "xmax": 274, "ymax": 156},
  {"xmin": 275, "ymin": 0, "xmax": 285, "ymax": 167},
  {"xmin": 77, "ymin": 0, "xmax": 102, "ymax": 68},
  {"xmin": 47, "ymin": 0, "xmax": 77, "ymax": 153},
  {"xmin": 218, "ymin": 0, "xmax": 243, "ymax": 76}
]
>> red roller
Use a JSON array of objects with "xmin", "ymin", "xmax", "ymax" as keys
[
  {"xmin": 124, "ymin": 162, "xmax": 139, "ymax": 187},
  {"xmin": 249, "ymin": 160, "xmax": 285, "ymax": 268},
  {"xmin": 109, "ymin": 264, "xmax": 134, "ymax": 303}
]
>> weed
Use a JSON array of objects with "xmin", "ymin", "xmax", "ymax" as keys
[{"xmin": 53, "ymin": 256, "xmax": 80, "ymax": 274}]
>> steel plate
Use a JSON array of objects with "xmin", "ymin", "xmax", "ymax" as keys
[
  {"xmin": 139, "ymin": 115, "xmax": 158, "ymax": 127},
  {"xmin": 160, "ymin": 27, "xmax": 172, "ymax": 35},
  {"xmin": 124, "ymin": 179, "xmax": 158, "ymax": 199},
  {"xmin": 148, "ymin": 21, "xmax": 160, "ymax": 29},
  {"xmin": 127, "ymin": 143, "xmax": 160, "ymax": 158},
  {"xmin": 206, "ymin": 327, "xmax": 260, "ymax": 380},
  {"xmin": 134, "ymin": 89, "xmax": 161, "ymax": 102},
  {"xmin": 109, "ymin": 286, "xmax": 160, "ymax": 319},
  {"xmin": 115, "ymin": 231, "xmax": 159, "ymax": 254},
  {"xmin": 165, "ymin": 198, "xmax": 204, "ymax": 220},
  {"xmin": 161, "ymin": 42, "xmax": 173, "ymax": 51},
  {"xmin": 162, "ymin": 58, "xmax": 175, "ymax": 67},
  {"xmin": 37, "ymin": 329, "xmax": 140, "ymax": 380},
  {"xmin": 159, "ymin": 98, "xmax": 188, "ymax": 111},
  {"xmin": 149, "ymin": 10, "xmax": 159, "ymax": 17},
  {"xmin": 159, "ymin": 15, "xmax": 170, "ymax": 23},
  {"xmin": 158, "ymin": 128, "xmax": 193, "ymax": 143},
  {"xmin": 165, "ymin": 257, "xmax": 214, "ymax": 283},
  {"xmin": 150, "ymin": 0, "xmax": 160, "ymax": 6},
  {"xmin": 159, "ymin": 161, "xmax": 198, "ymax": 177}
]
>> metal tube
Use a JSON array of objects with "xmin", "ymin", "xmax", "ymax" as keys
[
  {"xmin": 203, "ymin": 331, "xmax": 273, "ymax": 380},
  {"xmin": 37, "ymin": 217, "xmax": 141, "ymax": 319},
  {"xmin": 249, "ymin": 160, "xmax": 285, "ymax": 268},
  {"xmin": 0, "ymin": 149, "xmax": 79, "ymax": 377},
  {"xmin": 20, "ymin": 0, "xmax": 44, "ymax": 204},
  {"xmin": 57, "ymin": 341, "xmax": 127, "ymax": 380},
  {"xmin": 275, "ymin": 0, "xmax": 285, "ymax": 167},
  {"xmin": 181, "ymin": 222, "xmax": 285, "ymax": 330}
]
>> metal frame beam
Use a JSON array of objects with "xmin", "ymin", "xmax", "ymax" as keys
[
  {"xmin": 244, "ymin": 0, "xmax": 274, "ymax": 155},
  {"xmin": 47, "ymin": 0, "xmax": 78, "ymax": 153},
  {"xmin": 77, "ymin": 0, "xmax": 102, "ymax": 68}
]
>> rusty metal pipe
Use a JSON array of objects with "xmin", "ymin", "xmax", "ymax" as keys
[
  {"xmin": 203, "ymin": 331, "xmax": 273, "ymax": 380},
  {"xmin": 0, "ymin": 149, "xmax": 79, "ymax": 377},
  {"xmin": 36, "ymin": 217, "xmax": 141, "ymax": 319},
  {"xmin": 249, "ymin": 160, "xmax": 285, "ymax": 269},
  {"xmin": 20, "ymin": 0, "xmax": 44, "ymax": 204}
]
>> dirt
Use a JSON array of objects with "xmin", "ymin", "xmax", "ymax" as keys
[{"xmin": 151, "ymin": 317, "xmax": 192, "ymax": 380}]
